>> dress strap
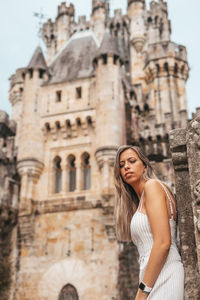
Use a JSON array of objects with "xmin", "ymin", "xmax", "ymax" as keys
[
  {"xmin": 138, "ymin": 190, "xmax": 144, "ymax": 212},
  {"xmin": 157, "ymin": 180, "xmax": 174, "ymax": 217}
]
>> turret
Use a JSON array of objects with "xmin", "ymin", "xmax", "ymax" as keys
[
  {"xmin": 91, "ymin": 0, "xmax": 108, "ymax": 44},
  {"xmin": 42, "ymin": 19, "xmax": 57, "ymax": 64},
  {"xmin": 56, "ymin": 2, "xmax": 74, "ymax": 51},
  {"xmin": 9, "ymin": 68, "xmax": 26, "ymax": 146},
  {"xmin": 17, "ymin": 47, "xmax": 47, "ymax": 214},
  {"xmin": 42, "ymin": 2, "xmax": 75, "ymax": 63},
  {"xmin": 93, "ymin": 32, "xmax": 125, "ymax": 198},
  {"xmin": 147, "ymin": 0, "xmax": 171, "ymax": 44},
  {"xmin": 127, "ymin": 0, "xmax": 147, "ymax": 85},
  {"xmin": 144, "ymin": 42, "xmax": 189, "ymax": 130}
]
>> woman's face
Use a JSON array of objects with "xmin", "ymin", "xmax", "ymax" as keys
[{"xmin": 119, "ymin": 148, "xmax": 146, "ymax": 186}]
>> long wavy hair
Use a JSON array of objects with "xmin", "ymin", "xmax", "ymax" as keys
[{"xmin": 114, "ymin": 145, "xmax": 157, "ymax": 241}]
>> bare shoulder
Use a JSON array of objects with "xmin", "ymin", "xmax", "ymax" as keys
[{"xmin": 144, "ymin": 179, "xmax": 164, "ymax": 195}]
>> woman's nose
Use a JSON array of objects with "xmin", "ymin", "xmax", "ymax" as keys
[{"xmin": 124, "ymin": 162, "xmax": 130, "ymax": 170}]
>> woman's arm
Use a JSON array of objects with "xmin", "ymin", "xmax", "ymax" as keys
[{"xmin": 135, "ymin": 179, "xmax": 171, "ymax": 300}]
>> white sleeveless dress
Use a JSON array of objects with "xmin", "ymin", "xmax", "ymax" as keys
[{"xmin": 130, "ymin": 181, "xmax": 184, "ymax": 299}]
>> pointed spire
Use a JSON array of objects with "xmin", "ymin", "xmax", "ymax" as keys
[
  {"xmin": 95, "ymin": 30, "xmax": 120, "ymax": 58},
  {"xmin": 27, "ymin": 46, "xmax": 48, "ymax": 70}
]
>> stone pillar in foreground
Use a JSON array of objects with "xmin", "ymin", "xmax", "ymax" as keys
[{"xmin": 169, "ymin": 115, "xmax": 200, "ymax": 299}]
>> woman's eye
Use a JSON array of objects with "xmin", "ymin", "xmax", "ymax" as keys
[
  {"xmin": 119, "ymin": 164, "xmax": 124, "ymax": 168},
  {"xmin": 130, "ymin": 160, "xmax": 136, "ymax": 163}
]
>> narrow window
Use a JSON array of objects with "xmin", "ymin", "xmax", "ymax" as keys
[
  {"xmin": 39, "ymin": 69, "xmax": 45, "ymax": 79},
  {"xmin": 29, "ymin": 69, "xmax": 33, "ymax": 78},
  {"xmin": 82, "ymin": 153, "xmax": 91, "ymax": 190},
  {"xmin": 76, "ymin": 87, "xmax": 82, "ymax": 99},
  {"xmin": 113, "ymin": 55, "xmax": 118, "ymax": 65},
  {"xmin": 56, "ymin": 90, "xmax": 62, "ymax": 102},
  {"xmin": 54, "ymin": 156, "xmax": 62, "ymax": 193},
  {"xmin": 68, "ymin": 155, "xmax": 76, "ymax": 192},
  {"xmin": 102, "ymin": 54, "xmax": 107, "ymax": 64}
]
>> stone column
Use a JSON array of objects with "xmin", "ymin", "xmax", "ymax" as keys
[
  {"xmin": 169, "ymin": 128, "xmax": 200, "ymax": 299},
  {"xmin": 186, "ymin": 114, "xmax": 200, "ymax": 270}
]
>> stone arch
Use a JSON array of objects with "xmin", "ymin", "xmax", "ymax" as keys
[
  {"xmin": 58, "ymin": 283, "xmax": 78, "ymax": 300},
  {"xmin": 67, "ymin": 154, "xmax": 76, "ymax": 192},
  {"xmin": 37, "ymin": 259, "xmax": 92, "ymax": 300},
  {"xmin": 53, "ymin": 156, "xmax": 62, "ymax": 193},
  {"xmin": 81, "ymin": 152, "xmax": 91, "ymax": 190}
]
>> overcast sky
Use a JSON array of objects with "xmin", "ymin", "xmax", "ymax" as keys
[{"xmin": 0, "ymin": 0, "xmax": 199, "ymax": 118}]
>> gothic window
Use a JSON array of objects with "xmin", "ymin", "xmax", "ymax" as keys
[
  {"xmin": 68, "ymin": 155, "xmax": 76, "ymax": 192},
  {"xmin": 56, "ymin": 90, "xmax": 62, "ymax": 102},
  {"xmin": 54, "ymin": 156, "xmax": 62, "ymax": 193},
  {"xmin": 81, "ymin": 152, "xmax": 91, "ymax": 190},
  {"xmin": 58, "ymin": 284, "xmax": 78, "ymax": 300},
  {"xmin": 66, "ymin": 120, "xmax": 72, "ymax": 137}
]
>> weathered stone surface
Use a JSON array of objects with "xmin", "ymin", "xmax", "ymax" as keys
[{"xmin": 169, "ymin": 116, "xmax": 200, "ymax": 299}]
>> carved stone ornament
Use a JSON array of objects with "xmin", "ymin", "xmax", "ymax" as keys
[
  {"xmin": 194, "ymin": 180, "xmax": 200, "ymax": 205},
  {"xmin": 197, "ymin": 210, "xmax": 200, "ymax": 233},
  {"xmin": 192, "ymin": 119, "xmax": 200, "ymax": 149}
]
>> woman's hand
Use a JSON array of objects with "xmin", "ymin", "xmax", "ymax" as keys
[{"xmin": 134, "ymin": 289, "xmax": 148, "ymax": 300}]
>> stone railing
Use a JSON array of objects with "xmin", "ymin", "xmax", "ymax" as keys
[{"xmin": 169, "ymin": 112, "xmax": 200, "ymax": 300}]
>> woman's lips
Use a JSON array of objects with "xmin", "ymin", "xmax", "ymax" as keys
[{"xmin": 125, "ymin": 172, "xmax": 134, "ymax": 178}]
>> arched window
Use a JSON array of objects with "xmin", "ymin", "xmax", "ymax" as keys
[
  {"xmin": 54, "ymin": 156, "xmax": 62, "ymax": 193},
  {"xmin": 81, "ymin": 152, "xmax": 91, "ymax": 190},
  {"xmin": 68, "ymin": 155, "xmax": 76, "ymax": 192},
  {"xmin": 58, "ymin": 284, "xmax": 78, "ymax": 300}
]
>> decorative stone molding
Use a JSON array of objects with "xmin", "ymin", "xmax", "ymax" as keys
[
  {"xmin": 95, "ymin": 146, "xmax": 118, "ymax": 169},
  {"xmin": 197, "ymin": 210, "xmax": 200, "ymax": 233},
  {"xmin": 131, "ymin": 37, "xmax": 145, "ymax": 53},
  {"xmin": 191, "ymin": 118, "xmax": 200, "ymax": 149},
  {"xmin": 194, "ymin": 180, "xmax": 200, "ymax": 206},
  {"xmin": 17, "ymin": 158, "xmax": 44, "ymax": 179}
]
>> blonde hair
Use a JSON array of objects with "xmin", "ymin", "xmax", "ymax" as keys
[{"xmin": 114, "ymin": 145, "xmax": 157, "ymax": 241}]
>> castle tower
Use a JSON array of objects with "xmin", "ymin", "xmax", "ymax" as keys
[
  {"xmin": 127, "ymin": 0, "xmax": 147, "ymax": 86},
  {"xmin": 93, "ymin": 31, "xmax": 125, "ymax": 197},
  {"xmin": 42, "ymin": 2, "xmax": 75, "ymax": 63},
  {"xmin": 42, "ymin": 19, "xmax": 57, "ymax": 64},
  {"xmin": 56, "ymin": 2, "xmax": 74, "ymax": 51},
  {"xmin": 147, "ymin": 0, "xmax": 171, "ymax": 44},
  {"xmin": 17, "ymin": 47, "xmax": 47, "ymax": 214},
  {"xmin": 9, "ymin": 68, "xmax": 26, "ymax": 147},
  {"xmin": 144, "ymin": 4, "xmax": 189, "ymax": 132},
  {"xmin": 91, "ymin": 0, "xmax": 108, "ymax": 44}
]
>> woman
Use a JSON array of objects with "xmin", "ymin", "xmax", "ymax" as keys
[{"xmin": 114, "ymin": 145, "xmax": 184, "ymax": 300}]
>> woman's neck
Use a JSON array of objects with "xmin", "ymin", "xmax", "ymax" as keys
[{"xmin": 131, "ymin": 179, "xmax": 146, "ymax": 200}]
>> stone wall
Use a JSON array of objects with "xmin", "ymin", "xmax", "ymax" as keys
[
  {"xmin": 169, "ymin": 112, "xmax": 200, "ymax": 299},
  {"xmin": 0, "ymin": 207, "xmax": 17, "ymax": 300}
]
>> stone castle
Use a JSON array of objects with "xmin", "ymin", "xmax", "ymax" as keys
[{"xmin": 1, "ymin": 0, "xmax": 198, "ymax": 299}]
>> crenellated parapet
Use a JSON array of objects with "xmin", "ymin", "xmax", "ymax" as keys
[
  {"xmin": 128, "ymin": 0, "xmax": 145, "ymax": 7},
  {"xmin": 146, "ymin": 42, "xmax": 188, "ymax": 67},
  {"xmin": 72, "ymin": 16, "xmax": 90, "ymax": 34},
  {"xmin": 92, "ymin": 0, "xmax": 107, "ymax": 14},
  {"xmin": 42, "ymin": 115, "xmax": 95, "ymax": 142},
  {"xmin": 57, "ymin": 2, "xmax": 74, "ymax": 19}
]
